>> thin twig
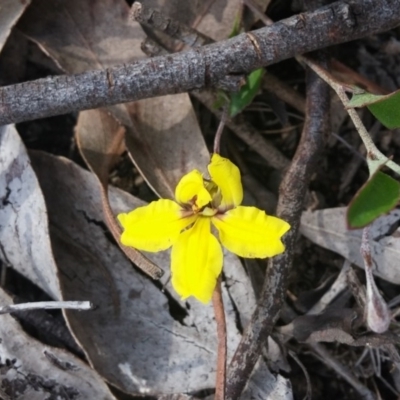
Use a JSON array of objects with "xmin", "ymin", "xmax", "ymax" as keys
[
  {"xmin": 310, "ymin": 343, "xmax": 376, "ymax": 400},
  {"xmin": 288, "ymin": 350, "xmax": 312, "ymax": 400},
  {"xmin": 213, "ymin": 278, "xmax": 227, "ymax": 400},
  {"xmin": 12, "ymin": 295, "xmax": 85, "ymax": 356},
  {"xmin": 193, "ymin": 90, "xmax": 290, "ymax": 170},
  {"xmin": 280, "ymin": 298, "xmax": 376, "ymax": 399},
  {"xmin": 262, "ymin": 72, "xmax": 306, "ymax": 114},
  {"xmin": 301, "ymin": 55, "xmax": 400, "ymax": 176},
  {"xmin": 213, "ymin": 106, "xmax": 228, "ymax": 154},
  {"xmin": 0, "ymin": 301, "xmax": 92, "ymax": 315},
  {"xmin": 226, "ymin": 54, "xmax": 330, "ymax": 400},
  {"xmin": 1, "ymin": 0, "xmax": 400, "ymax": 124}
]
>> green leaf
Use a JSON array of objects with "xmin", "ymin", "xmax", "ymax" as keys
[
  {"xmin": 347, "ymin": 171, "xmax": 400, "ymax": 229},
  {"xmin": 229, "ymin": 68, "xmax": 264, "ymax": 117},
  {"xmin": 348, "ymin": 89, "xmax": 400, "ymax": 129},
  {"xmin": 348, "ymin": 92, "xmax": 387, "ymax": 108}
]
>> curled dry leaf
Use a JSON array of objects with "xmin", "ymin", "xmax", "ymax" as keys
[
  {"xmin": 30, "ymin": 151, "xmax": 291, "ymax": 397},
  {"xmin": 300, "ymin": 207, "xmax": 400, "ymax": 284},
  {"xmin": 0, "ymin": 287, "xmax": 116, "ymax": 400},
  {"xmin": 0, "ymin": 125, "xmax": 61, "ymax": 300},
  {"xmin": 19, "ymin": 0, "xmax": 210, "ymax": 200},
  {"xmin": 0, "ymin": 0, "xmax": 31, "ymax": 53},
  {"xmin": 76, "ymin": 108, "xmax": 163, "ymax": 279}
]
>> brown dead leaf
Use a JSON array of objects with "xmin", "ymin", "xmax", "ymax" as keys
[
  {"xmin": 75, "ymin": 108, "xmax": 163, "ymax": 279},
  {"xmin": 18, "ymin": 0, "xmax": 144, "ymax": 74},
  {"xmin": 115, "ymin": 99, "xmax": 209, "ymax": 198},
  {"xmin": 29, "ymin": 151, "xmax": 248, "ymax": 394},
  {"xmin": 30, "ymin": 151, "xmax": 291, "ymax": 397},
  {"xmin": 19, "ymin": 0, "xmax": 210, "ymax": 199},
  {"xmin": 75, "ymin": 109, "xmax": 125, "ymax": 186},
  {"xmin": 0, "ymin": 0, "xmax": 31, "ymax": 53}
]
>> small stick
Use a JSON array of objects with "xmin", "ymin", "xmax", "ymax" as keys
[
  {"xmin": 193, "ymin": 90, "xmax": 290, "ymax": 170},
  {"xmin": 310, "ymin": 342, "xmax": 376, "ymax": 400},
  {"xmin": 300, "ymin": 55, "xmax": 400, "ymax": 176},
  {"xmin": 213, "ymin": 106, "xmax": 228, "ymax": 155},
  {"xmin": 226, "ymin": 54, "xmax": 330, "ymax": 400},
  {"xmin": 213, "ymin": 278, "xmax": 227, "ymax": 400},
  {"xmin": 288, "ymin": 350, "xmax": 312, "ymax": 400},
  {"xmin": 0, "ymin": 301, "xmax": 92, "ymax": 315}
]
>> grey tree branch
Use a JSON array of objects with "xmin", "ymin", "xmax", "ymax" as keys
[
  {"xmin": 1, "ymin": 0, "xmax": 399, "ymax": 125},
  {"xmin": 226, "ymin": 53, "xmax": 331, "ymax": 399}
]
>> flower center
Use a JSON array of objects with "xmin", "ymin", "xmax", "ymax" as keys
[{"xmin": 200, "ymin": 206, "xmax": 217, "ymax": 217}]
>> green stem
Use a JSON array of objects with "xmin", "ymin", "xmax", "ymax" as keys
[{"xmin": 300, "ymin": 55, "xmax": 400, "ymax": 176}]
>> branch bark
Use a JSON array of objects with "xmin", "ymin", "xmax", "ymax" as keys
[
  {"xmin": 1, "ymin": 0, "xmax": 399, "ymax": 124},
  {"xmin": 225, "ymin": 54, "xmax": 331, "ymax": 399}
]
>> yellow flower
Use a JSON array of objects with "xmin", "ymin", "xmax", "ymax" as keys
[{"xmin": 118, "ymin": 154, "xmax": 290, "ymax": 303}]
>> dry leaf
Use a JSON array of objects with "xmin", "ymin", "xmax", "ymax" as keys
[
  {"xmin": 30, "ymin": 150, "xmax": 291, "ymax": 397},
  {"xmin": 19, "ymin": 0, "xmax": 210, "ymax": 199},
  {"xmin": 245, "ymin": 358, "xmax": 293, "ymax": 400},
  {"xmin": 75, "ymin": 109, "xmax": 125, "ymax": 186},
  {"xmin": 279, "ymin": 308, "xmax": 357, "ymax": 343},
  {"xmin": 76, "ymin": 108, "xmax": 163, "ymax": 279},
  {"xmin": 18, "ymin": 0, "xmax": 144, "ymax": 74},
  {"xmin": 300, "ymin": 207, "xmax": 400, "ymax": 284},
  {"xmin": 0, "ymin": 0, "xmax": 31, "ymax": 53},
  {"xmin": 0, "ymin": 287, "xmax": 116, "ymax": 400},
  {"xmin": 31, "ymin": 150, "xmax": 206, "ymax": 394},
  {"xmin": 119, "ymin": 98, "xmax": 209, "ymax": 199},
  {"xmin": 0, "ymin": 125, "xmax": 61, "ymax": 300}
]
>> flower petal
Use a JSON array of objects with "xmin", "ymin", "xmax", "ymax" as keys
[
  {"xmin": 118, "ymin": 199, "xmax": 195, "ymax": 252},
  {"xmin": 175, "ymin": 169, "xmax": 211, "ymax": 209},
  {"xmin": 212, "ymin": 206, "xmax": 290, "ymax": 258},
  {"xmin": 171, "ymin": 217, "xmax": 223, "ymax": 303},
  {"xmin": 208, "ymin": 153, "xmax": 243, "ymax": 210}
]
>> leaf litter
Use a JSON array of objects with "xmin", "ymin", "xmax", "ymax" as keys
[
  {"xmin": 30, "ymin": 149, "xmax": 290, "ymax": 397},
  {"xmin": 1, "ymin": 0, "xmax": 400, "ymax": 399}
]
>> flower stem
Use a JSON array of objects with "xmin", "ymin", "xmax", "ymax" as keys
[
  {"xmin": 213, "ymin": 277, "xmax": 227, "ymax": 400},
  {"xmin": 213, "ymin": 106, "xmax": 228, "ymax": 155}
]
